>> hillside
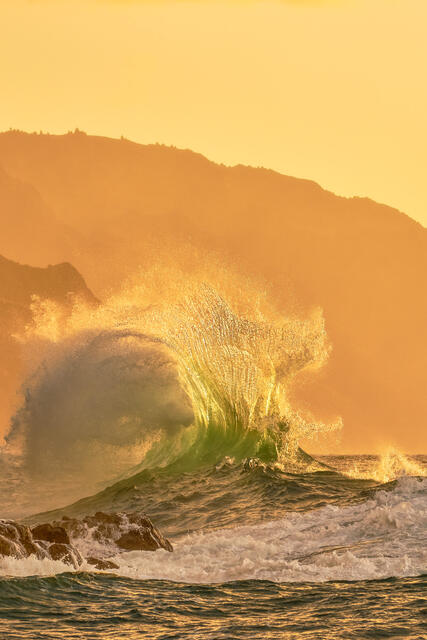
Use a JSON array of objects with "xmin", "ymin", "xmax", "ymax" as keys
[
  {"xmin": 0, "ymin": 130, "xmax": 426, "ymax": 452},
  {"xmin": 0, "ymin": 165, "xmax": 80, "ymax": 268},
  {"xmin": 0, "ymin": 253, "xmax": 97, "ymax": 439},
  {"xmin": 0, "ymin": 254, "xmax": 97, "ymax": 309}
]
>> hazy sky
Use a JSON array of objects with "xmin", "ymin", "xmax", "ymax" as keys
[{"xmin": 1, "ymin": 0, "xmax": 426, "ymax": 226}]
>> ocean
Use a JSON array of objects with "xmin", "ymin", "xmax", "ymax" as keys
[
  {"xmin": 0, "ymin": 287, "xmax": 426, "ymax": 638},
  {"xmin": 0, "ymin": 454, "xmax": 426, "ymax": 639}
]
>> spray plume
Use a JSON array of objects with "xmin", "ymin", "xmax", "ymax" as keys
[{"xmin": 6, "ymin": 264, "xmax": 342, "ymax": 487}]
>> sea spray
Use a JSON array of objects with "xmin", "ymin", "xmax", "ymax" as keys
[{"xmin": 3, "ymin": 267, "xmax": 342, "ymax": 514}]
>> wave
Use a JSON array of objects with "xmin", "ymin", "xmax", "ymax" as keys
[
  {"xmin": 2, "ymin": 476, "xmax": 426, "ymax": 583},
  {"xmin": 5, "ymin": 275, "xmax": 341, "ymax": 494},
  {"xmin": 110, "ymin": 477, "xmax": 427, "ymax": 584},
  {"xmin": 6, "ymin": 330, "xmax": 194, "ymax": 483}
]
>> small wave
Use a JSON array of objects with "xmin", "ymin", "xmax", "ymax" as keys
[
  {"xmin": 107, "ymin": 476, "xmax": 427, "ymax": 584},
  {"xmin": 344, "ymin": 448, "xmax": 427, "ymax": 483},
  {"xmin": 2, "ymin": 477, "xmax": 425, "ymax": 583},
  {"xmin": 0, "ymin": 555, "xmax": 71, "ymax": 578}
]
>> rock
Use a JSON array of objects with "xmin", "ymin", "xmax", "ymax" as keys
[
  {"xmin": 86, "ymin": 557, "xmax": 119, "ymax": 571},
  {"xmin": 0, "ymin": 520, "xmax": 48, "ymax": 560},
  {"xmin": 32, "ymin": 523, "xmax": 70, "ymax": 545},
  {"xmin": 21, "ymin": 538, "xmax": 45, "ymax": 559},
  {"xmin": 116, "ymin": 530, "xmax": 162, "ymax": 551},
  {"xmin": 17, "ymin": 523, "xmax": 44, "ymax": 558},
  {"xmin": 52, "ymin": 511, "xmax": 173, "ymax": 554},
  {"xmin": 0, "ymin": 521, "xmax": 20, "ymax": 542},
  {"xmin": 0, "ymin": 534, "xmax": 21, "ymax": 558},
  {"xmin": 0, "ymin": 519, "xmax": 74, "ymax": 565},
  {"xmin": 0, "ymin": 511, "xmax": 172, "ymax": 568},
  {"xmin": 93, "ymin": 512, "xmax": 122, "ymax": 525},
  {"xmin": 126, "ymin": 512, "xmax": 173, "ymax": 553},
  {"xmin": 48, "ymin": 543, "xmax": 83, "ymax": 569}
]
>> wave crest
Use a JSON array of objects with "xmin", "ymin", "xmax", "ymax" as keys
[{"xmin": 6, "ymin": 271, "xmax": 342, "ymax": 487}]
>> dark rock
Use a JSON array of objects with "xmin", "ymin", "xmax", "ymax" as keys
[
  {"xmin": 86, "ymin": 557, "xmax": 119, "ymax": 571},
  {"xmin": 48, "ymin": 543, "xmax": 83, "ymax": 569},
  {"xmin": 52, "ymin": 511, "xmax": 173, "ymax": 554},
  {"xmin": 48, "ymin": 542, "xmax": 70, "ymax": 562},
  {"xmin": 32, "ymin": 523, "xmax": 70, "ymax": 545},
  {"xmin": 0, "ymin": 520, "xmax": 48, "ymax": 560},
  {"xmin": 1, "ymin": 511, "xmax": 172, "ymax": 568},
  {"xmin": 93, "ymin": 512, "xmax": 122, "ymax": 525},
  {"xmin": 116, "ymin": 530, "xmax": 162, "ymax": 551},
  {"xmin": 21, "ymin": 538, "xmax": 45, "ymax": 560},
  {"xmin": 0, "ymin": 534, "xmax": 21, "ymax": 558},
  {"xmin": 0, "ymin": 519, "xmax": 76, "ymax": 565},
  {"xmin": 17, "ymin": 523, "xmax": 42, "ymax": 558},
  {"xmin": 0, "ymin": 521, "xmax": 20, "ymax": 542}
]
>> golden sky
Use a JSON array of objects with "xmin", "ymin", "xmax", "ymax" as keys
[{"xmin": 1, "ymin": 0, "xmax": 426, "ymax": 226}]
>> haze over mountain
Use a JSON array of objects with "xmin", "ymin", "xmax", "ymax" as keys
[
  {"xmin": 0, "ymin": 130, "xmax": 425, "ymax": 453},
  {"xmin": 0, "ymin": 253, "xmax": 97, "ymax": 437}
]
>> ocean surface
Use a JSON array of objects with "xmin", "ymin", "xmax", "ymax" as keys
[
  {"xmin": 0, "ymin": 290, "xmax": 426, "ymax": 638},
  {"xmin": 0, "ymin": 454, "xmax": 426, "ymax": 640}
]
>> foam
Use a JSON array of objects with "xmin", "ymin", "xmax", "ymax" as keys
[
  {"xmin": 0, "ymin": 555, "xmax": 71, "ymax": 578},
  {"xmin": 110, "ymin": 477, "xmax": 427, "ymax": 583},
  {"xmin": 1, "ymin": 477, "xmax": 425, "ymax": 583}
]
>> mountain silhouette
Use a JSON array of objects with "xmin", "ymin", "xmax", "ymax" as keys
[
  {"xmin": 0, "ymin": 130, "xmax": 425, "ymax": 452},
  {"xmin": 0, "ymin": 253, "xmax": 97, "ymax": 437}
]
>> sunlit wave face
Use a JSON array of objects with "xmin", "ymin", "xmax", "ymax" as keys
[{"xmin": 7, "ymin": 265, "xmax": 342, "ymax": 483}]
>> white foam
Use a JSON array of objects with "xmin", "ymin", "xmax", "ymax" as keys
[
  {"xmin": 0, "ymin": 555, "xmax": 72, "ymax": 578},
  {"xmin": 111, "ymin": 477, "xmax": 427, "ymax": 583},
  {"xmin": 1, "ymin": 477, "xmax": 425, "ymax": 583}
]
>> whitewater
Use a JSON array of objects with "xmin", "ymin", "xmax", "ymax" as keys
[{"xmin": 0, "ymin": 274, "xmax": 425, "ymax": 639}]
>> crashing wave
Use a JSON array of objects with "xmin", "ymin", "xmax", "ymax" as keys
[{"xmin": 4, "ymin": 274, "xmax": 341, "ymax": 496}]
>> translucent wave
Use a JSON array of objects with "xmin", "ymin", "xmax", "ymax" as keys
[{"xmin": 6, "ymin": 268, "xmax": 341, "ymax": 486}]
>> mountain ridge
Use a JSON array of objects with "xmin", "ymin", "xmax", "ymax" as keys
[
  {"xmin": 1, "ymin": 130, "xmax": 423, "ymax": 230},
  {"xmin": 0, "ymin": 253, "xmax": 98, "ymax": 439},
  {"xmin": 0, "ymin": 129, "xmax": 425, "ymax": 452}
]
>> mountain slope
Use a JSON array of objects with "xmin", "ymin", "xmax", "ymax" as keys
[
  {"xmin": 0, "ymin": 164, "xmax": 82, "ymax": 268},
  {"xmin": 0, "ymin": 254, "xmax": 97, "ymax": 440},
  {"xmin": 0, "ymin": 130, "xmax": 425, "ymax": 452}
]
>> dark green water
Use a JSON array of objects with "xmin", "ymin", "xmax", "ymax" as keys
[
  {"xmin": 1, "ymin": 573, "xmax": 426, "ymax": 640},
  {"xmin": 0, "ymin": 456, "xmax": 426, "ymax": 639}
]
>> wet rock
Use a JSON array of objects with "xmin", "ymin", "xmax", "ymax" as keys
[
  {"xmin": 0, "ymin": 534, "xmax": 21, "ymax": 558},
  {"xmin": 116, "ymin": 529, "xmax": 161, "ymax": 551},
  {"xmin": 0, "ymin": 520, "xmax": 47, "ymax": 560},
  {"xmin": 21, "ymin": 538, "xmax": 45, "ymax": 559},
  {"xmin": 0, "ymin": 519, "xmax": 74, "ymax": 565},
  {"xmin": 48, "ymin": 543, "xmax": 83, "ymax": 569},
  {"xmin": 53, "ymin": 511, "xmax": 173, "ymax": 554},
  {"xmin": 1, "ymin": 511, "xmax": 172, "ymax": 568},
  {"xmin": 32, "ymin": 523, "xmax": 70, "ymax": 545},
  {"xmin": 0, "ymin": 521, "xmax": 20, "ymax": 543},
  {"xmin": 86, "ymin": 556, "xmax": 119, "ymax": 571}
]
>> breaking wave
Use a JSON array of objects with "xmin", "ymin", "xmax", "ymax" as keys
[
  {"xmin": 1, "ymin": 476, "xmax": 425, "ymax": 584},
  {"xmin": 108, "ymin": 476, "xmax": 427, "ymax": 584},
  {"xmin": 5, "ymin": 272, "xmax": 341, "ymax": 492}
]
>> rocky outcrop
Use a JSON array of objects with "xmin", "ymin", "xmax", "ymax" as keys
[
  {"xmin": 31, "ymin": 523, "xmax": 71, "ymax": 545},
  {"xmin": 0, "ymin": 519, "xmax": 81, "ymax": 568},
  {"xmin": 86, "ymin": 557, "xmax": 119, "ymax": 571},
  {"xmin": 47, "ymin": 542, "xmax": 83, "ymax": 568},
  {"xmin": 0, "ymin": 511, "xmax": 172, "ymax": 571},
  {"xmin": 54, "ymin": 512, "xmax": 173, "ymax": 554}
]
